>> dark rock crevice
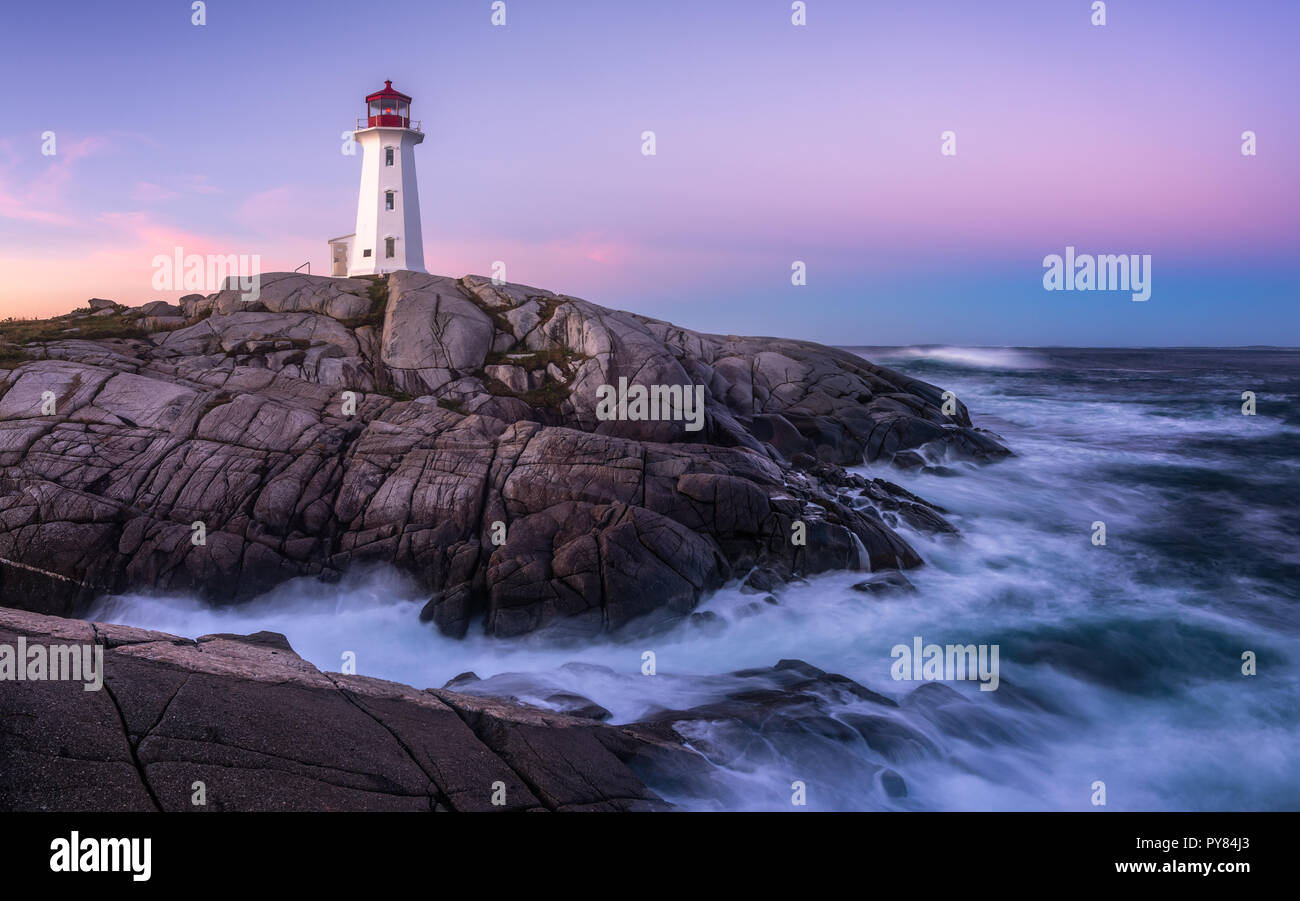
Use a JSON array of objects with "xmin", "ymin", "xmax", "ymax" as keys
[
  {"xmin": 324, "ymin": 674, "xmax": 452, "ymax": 811},
  {"xmin": 0, "ymin": 272, "xmax": 1008, "ymax": 637}
]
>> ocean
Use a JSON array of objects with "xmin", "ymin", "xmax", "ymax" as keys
[{"xmin": 86, "ymin": 347, "xmax": 1300, "ymax": 811}]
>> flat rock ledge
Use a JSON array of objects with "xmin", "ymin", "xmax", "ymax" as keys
[
  {"xmin": 0, "ymin": 607, "xmax": 706, "ymax": 812},
  {"xmin": 0, "ymin": 272, "xmax": 1008, "ymax": 637}
]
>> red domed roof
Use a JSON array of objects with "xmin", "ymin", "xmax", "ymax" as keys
[{"xmin": 366, "ymin": 80, "xmax": 412, "ymax": 102}]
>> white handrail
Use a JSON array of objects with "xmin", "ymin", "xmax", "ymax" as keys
[{"xmin": 354, "ymin": 118, "xmax": 422, "ymax": 132}]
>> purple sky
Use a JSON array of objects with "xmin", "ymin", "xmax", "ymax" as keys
[{"xmin": 1, "ymin": 0, "xmax": 1296, "ymax": 344}]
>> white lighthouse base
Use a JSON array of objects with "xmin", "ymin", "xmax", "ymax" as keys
[{"xmin": 346, "ymin": 126, "xmax": 426, "ymax": 276}]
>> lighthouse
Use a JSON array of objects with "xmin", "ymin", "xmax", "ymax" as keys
[{"xmin": 329, "ymin": 81, "xmax": 426, "ymax": 277}]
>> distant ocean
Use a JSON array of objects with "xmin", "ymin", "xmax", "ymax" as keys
[{"xmin": 88, "ymin": 347, "xmax": 1300, "ymax": 810}]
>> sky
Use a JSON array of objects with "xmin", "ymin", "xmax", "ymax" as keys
[{"xmin": 0, "ymin": 0, "xmax": 1296, "ymax": 345}]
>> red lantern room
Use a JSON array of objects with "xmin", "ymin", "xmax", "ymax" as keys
[{"xmin": 365, "ymin": 80, "xmax": 412, "ymax": 128}]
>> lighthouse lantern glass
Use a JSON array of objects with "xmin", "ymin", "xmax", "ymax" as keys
[{"xmin": 366, "ymin": 93, "xmax": 411, "ymax": 127}]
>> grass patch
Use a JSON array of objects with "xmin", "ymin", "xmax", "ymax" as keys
[
  {"xmin": 533, "ymin": 296, "xmax": 564, "ymax": 327},
  {"xmin": 478, "ymin": 342, "xmax": 585, "ymax": 414},
  {"xmin": 456, "ymin": 277, "xmax": 522, "ymax": 336},
  {"xmin": 482, "ymin": 376, "xmax": 514, "ymax": 397},
  {"xmin": 341, "ymin": 278, "xmax": 391, "ymax": 329},
  {"xmin": 371, "ymin": 384, "xmax": 414, "ymax": 402},
  {"xmin": 339, "ymin": 279, "xmax": 390, "ymax": 330},
  {"xmin": 0, "ymin": 312, "xmax": 148, "ymax": 345},
  {"xmin": 0, "ymin": 346, "xmax": 29, "ymax": 369},
  {"xmin": 518, "ymin": 380, "xmax": 571, "ymax": 411},
  {"xmin": 483, "ymin": 345, "xmax": 584, "ymax": 370},
  {"xmin": 456, "ymin": 279, "xmax": 572, "ymax": 360},
  {"xmin": 483, "ymin": 374, "xmax": 571, "ymax": 412}
]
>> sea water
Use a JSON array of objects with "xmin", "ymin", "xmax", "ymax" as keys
[{"xmin": 87, "ymin": 347, "xmax": 1300, "ymax": 810}]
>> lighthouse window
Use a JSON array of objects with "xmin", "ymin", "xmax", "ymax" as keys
[
  {"xmin": 385, "ymin": 147, "xmax": 394, "ymax": 166},
  {"xmin": 385, "ymin": 238, "xmax": 395, "ymax": 258},
  {"xmin": 385, "ymin": 191, "xmax": 394, "ymax": 210}
]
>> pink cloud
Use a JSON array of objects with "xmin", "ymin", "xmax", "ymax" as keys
[{"xmin": 0, "ymin": 133, "xmax": 111, "ymax": 227}]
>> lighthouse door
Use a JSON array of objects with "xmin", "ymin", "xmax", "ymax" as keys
[{"xmin": 329, "ymin": 239, "xmax": 351, "ymax": 277}]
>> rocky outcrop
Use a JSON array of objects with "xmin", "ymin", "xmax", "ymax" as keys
[
  {"xmin": 0, "ymin": 607, "xmax": 707, "ymax": 811},
  {"xmin": 1, "ymin": 608, "xmax": 1057, "ymax": 812},
  {"xmin": 445, "ymin": 657, "xmax": 1061, "ymax": 810},
  {"xmin": 0, "ymin": 272, "xmax": 1007, "ymax": 636}
]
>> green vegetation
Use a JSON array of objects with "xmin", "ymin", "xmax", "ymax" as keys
[
  {"xmin": 533, "ymin": 295, "xmax": 563, "ymax": 327},
  {"xmin": 517, "ymin": 380, "xmax": 571, "ymax": 411},
  {"xmin": 0, "ymin": 344, "xmax": 28, "ymax": 369},
  {"xmin": 0, "ymin": 310, "xmax": 149, "ymax": 347},
  {"xmin": 371, "ymin": 383, "xmax": 414, "ymax": 402},
  {"xmin": 476, "ymin": 342, "xmax": 587, "ymax": 414},
  {"xmin": 340, "ymin": 278, "xmax": 391, "ymax": 330},
  {"xmin": 483, "ymin": 345, "xmax": 584, "ymax": 370},
  {"xmin": 460, "ymin": 290, "xmax": 514, "ymax": 336},
  {"xmin": 339, "ymin": 290, "xmax": 389, "ymax": 331},
  {"xmin": 482, "ymin": 373, "xmax": 572, "ymax": 412}
]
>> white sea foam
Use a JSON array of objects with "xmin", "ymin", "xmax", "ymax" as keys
[
  {"xmin": 854, "ymin": 346, "xmax": 1046, "ymax": 370},
  {"xmin": 87, "ymin": 349, "xmax": 1300, "ymax": 810}
]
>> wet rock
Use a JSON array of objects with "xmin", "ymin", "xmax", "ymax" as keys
[
  {"xmin": 543, "ymin": 691, "xmax": 612, "ymax": 721},
  {"xmin": 443, "ymin": 671, "xmax": 480, "ymax": 689},
  {"xmin": 880, "ymin": 768, "xmax": 908, "ymax": 798},
  {"xmin": 851, "ymin": 571, "xmax": 917, "ymax": 595},
  {"xmin": 892, "ymin": 450, "xmax": 926, "ymax": 469},
  {"xmin": 838, "ymin": 712, "xmax": 939, "ymax": 762}
]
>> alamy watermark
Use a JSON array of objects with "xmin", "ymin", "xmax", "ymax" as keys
[
  {"xmin": 594, "ymin": 378, "xmax": 705, "ymax": 432},
  {"xmin": 151, "ymin": 246, "xmax": 261, "ymax": 303},
  {"xmin": 1043, "ymin": 246, "xmax": 1151, "ymax": 302},
  {"xmin": 890, "ymin": 635, "xmax": 1000, "ymax": 691},
  {"xmin": 50, "ymin": 832, "xmax": 151, "ymax": 881},
  {"xmin": 0, "ymin": 637, "xmax": 103, "ymax": 691}
]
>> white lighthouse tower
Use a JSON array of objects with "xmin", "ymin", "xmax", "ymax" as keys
[{"xmin": 329, "ymin": 80, "xmax": 426, "ymax": 277}]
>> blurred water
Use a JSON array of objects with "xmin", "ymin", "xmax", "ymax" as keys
[{"xmin": 88, "ymin": 347, "xmax": 1300, "ymax": 811}]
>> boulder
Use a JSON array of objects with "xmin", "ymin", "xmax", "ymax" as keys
[
  {"xmin": 135, "ymin": 301, "xmax": 182, "ymax": 317},
  {"xmin": 0, "ymin": 271, "xmax": 1008, "ymax": 637}
]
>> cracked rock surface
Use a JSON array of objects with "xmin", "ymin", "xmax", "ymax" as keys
[
  {"xmin": 0, "ymin": 272, "xmax": 1007, "ymax": 636},
  {"xmin": 0, "ymin": 607, "xmax": 703, "ymax": 811}
]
